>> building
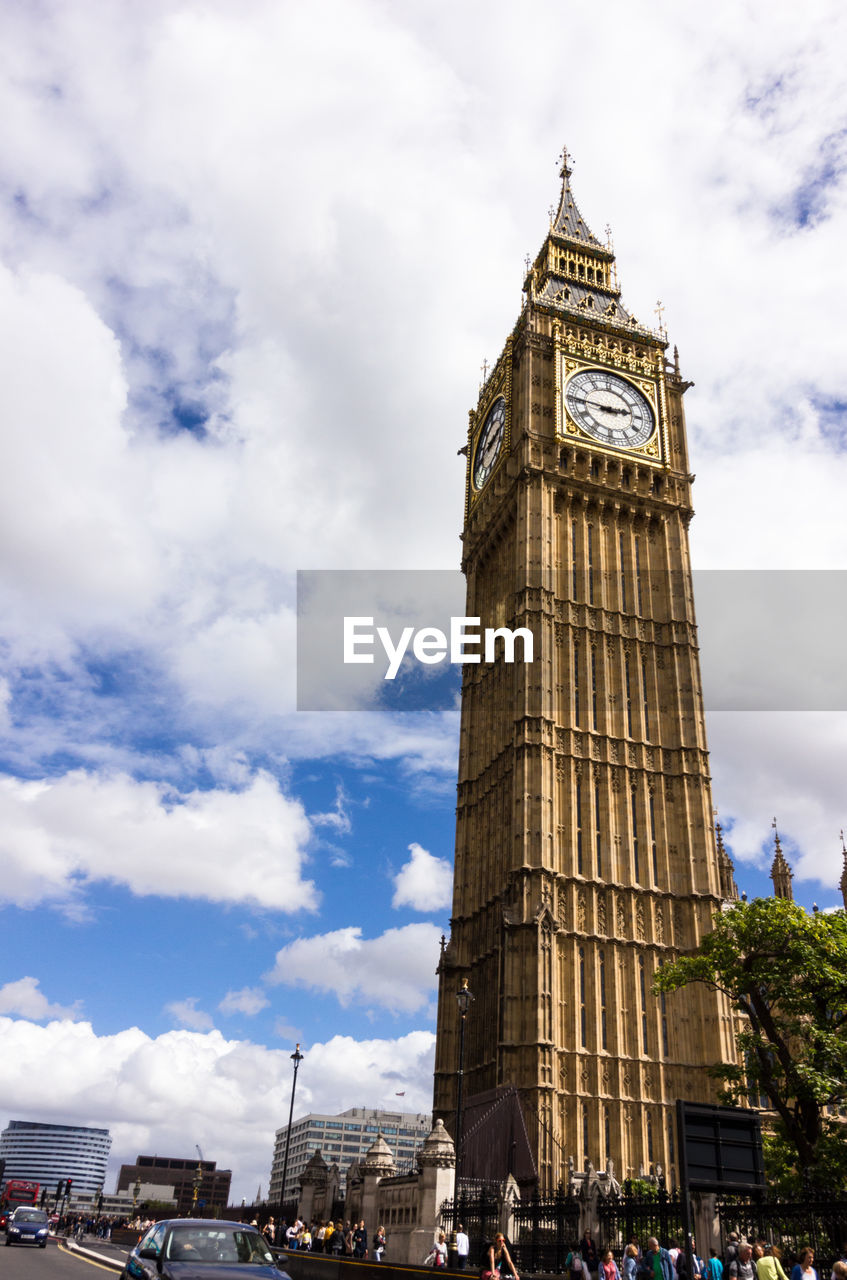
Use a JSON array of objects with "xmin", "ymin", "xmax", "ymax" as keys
[
  {"xmin": 269, "ymin": 1106, "xmax": 431, "ymax": 1205},
  {"xmin": 115, "ymin": 1156, "xmax": 231, "ymax": 1216},
  {"xmin": 432, "ymin": 148, "xmax": 739, "ymax": 1191},
  {"xmin": 0, "ymin": 1120, "xmax": 111, "ymax": 1198}
]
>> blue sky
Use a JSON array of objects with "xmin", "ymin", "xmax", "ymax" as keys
[{"xmin": 1, "ymin": 0, "xmax": 846, "ymax": 1203}]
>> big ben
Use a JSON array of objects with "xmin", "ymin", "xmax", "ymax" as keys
[{"xmin": 433, "ymin": 150, "xmax": 738, "ymax": 1190}]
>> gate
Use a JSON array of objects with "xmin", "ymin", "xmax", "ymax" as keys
[
  {"xmin": 597, "ymin": 1178, "xmax": 684, "ymax": 1253},
  {"xmin": 510, "ymin": 1185, "xmax": 581, "ymax": 1275},
  {"xmin": 440, "ymin": 1182, "xmax": 503, "ymax": 1268}
]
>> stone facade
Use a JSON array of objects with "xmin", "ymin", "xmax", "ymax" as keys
[{"xmin": 433, "ymin": 152, "xmax": 738, "ymax": 1191}]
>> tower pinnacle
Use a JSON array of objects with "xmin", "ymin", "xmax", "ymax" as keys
[{"xmin": 770, "ymin": 819, "xmax": 794, "ymax": 901}]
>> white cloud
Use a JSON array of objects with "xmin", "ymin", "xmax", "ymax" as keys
[
  {"xmin": 392, "ymin": 843, "xmax": 453, "ymax": 913},
  {"xmin": 265, "ymin": 923, "xmax": 444, "ymax": 1014},
  {"xmin": 708, "ymin": 712, "xmax": 847, "ymax": 891},
  {"xmin": 0, "ymin": 768, "xmax": 318, "ymax": 912},
  {"xmin": 166, "ymin": 998, "xmax": 214, "ymax": 1032},
  {"xmin": 0, "ymin": 977, "xmax": 81, "ymax": 1022},
  {"xmin": 0, "ymin": 1016, "xmax": 435, "ymax": 1202},
  {"xmin": 218, "ymin": 988, "xmax": 270, "ymax": 1018}
]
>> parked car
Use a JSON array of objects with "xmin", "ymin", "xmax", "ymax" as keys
[
  {"xmin": 120, "ymin": 1219, "xmax": 291, "ymax": 1279},
  {"xmin": 5, "ymin": 1206, "xmax": 50, "ymax": 1247}
]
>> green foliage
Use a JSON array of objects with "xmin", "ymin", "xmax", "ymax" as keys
[{"xmin": 653, "ymin": 898, "xmax": 847, "ymax": 1188}]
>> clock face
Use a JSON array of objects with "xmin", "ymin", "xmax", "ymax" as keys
[
  {"xmin": 472, "ymin": 396, "xmax": 506, "ymax": 490},
  {"xmin": 564, "ymin": 368, "xmax": 655, "ymax": 449}
]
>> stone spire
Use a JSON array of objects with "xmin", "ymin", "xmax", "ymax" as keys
[
  {"xmin": 770, "ymin": 819, "xmax": 794, "ymax": 900},
  {"xmin": 715, "ymin": 819, "xmax": 738, "ymax": 902},
  {"xmin": 524, "ymin": 146, "xmax": 659, "ymax": 341},
  {"xmin": 550, "ymin": 146, "xmax": 605, "ymax": 248},
  {"xmin": 840, "ymin": 830, "xmax": 847, "ymax": 910}
]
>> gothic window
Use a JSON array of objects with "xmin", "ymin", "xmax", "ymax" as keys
[
  {"xmin": 579, "ymin": 946, "xmax": 587, "ymax": 1047},
  {"xmin": 639, "ymin": 955, "xmax": 649, "ymax": 1053},
  {"xmin": 649, "ymin": 795, "xmax": 658, "ymax": 883},
  {"xmin": 591, "ymin": 646, "xmax": 598, "ymax": 730},
  {"xmin": 591, "ymin": 458, "xmax": 600, "ymax": 478},
  {"xmin": 599, "ymin": 950, "xmax": 608, "ymax": 1049},
  {"xmin": 576, "ymin": 781, "xmax": 584, "ymax": 875},
  {"xmin": 625, "ymin": 655, "xmax": 633, "ymax": 737},
  {"xmin": 641, "ymin": 655, "xmax": 650, "ymax": 741},
  {"xmin": 647, "ymin": 1114, "xmax": 654, "ymax": 1164},
  {"xmin": 582, "ymin": 1101, "xmax": 590, "ymax": 1162},
  {"xmin": 619, "ymin": 531, "xmax": 628, "ymax": 611},
  {"xmin": 604, "ymin": 1106, "xmax": 611, "ymax": 1160},
  {"xmin": 560, "ymin": 449, "xmax": 570, "ymax": 470},
  {"xmin": 574, "ymin": 639, "xmax": 581, "ymax": 727},
  {"xmin": 634, "ymin": 537, "xmax": 644, "ymax": 614},
  {"xmin": 594, "ymin": 782, "xmax": 603, "ymax": 877},
  {"xmin": 571, "ymin": 520, "xmax": 578, "ymax": 598},
  {"xmin": 587, "ymin": 524, "xmax": 595, "ymax": 605}
]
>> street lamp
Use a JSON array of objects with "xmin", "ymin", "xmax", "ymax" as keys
[
  {"xmin": 454, "ymin": 979, "xmax": 474, "ymax": 1187},
  {"xmin": 279, "ymin": 1043, "xmax": 304, "ymax": 1217}
]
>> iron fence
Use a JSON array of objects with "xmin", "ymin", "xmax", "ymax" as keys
[
  {"xmin": 440, "ymin": 1182, "xmax": 504, "ymax": 1268},
  {"xmin": 716, "ymin": 1192, "xmax": 847, "ymax": 1276},
  {"xmin": 597, "ymin": 1178, "xmax": 684, "ymax": 1254},
  {"xmin": 510, "ymin": 1185, "xmax": 581, "ymax": 1275}
]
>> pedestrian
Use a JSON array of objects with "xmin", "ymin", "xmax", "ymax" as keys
[
  {"xmin": 731, "ymin": 1244, "xmax": 756, "ymax": 1280},
  {"xmin": 582, "ymin": 1234, "xmax": 600, "ymax": 1279},
  {"xmin": 331, "ymin": 1222, "xmax": 345, "ymax": 1255},
  {"xmin": 624, "ymin": 1245, "xmax": 639, "ymax": 1280},
  {"xmin": 602, "ymin": 1250, "xmax": 622, "ymax": 1280},
  {"xmin": 344, "ymin": 1221, "xmax": 354, "ymax": 1255},
  {"xmin": 263, "ymin": 1218, "xmax": 276, "ymax": 1245},
  {"xmin": 640, "ymin": 1237, "xmax": 675, "ymax": 1280},
  {"xmin": 374, "ymin": 1225, "xmax": 386, "ymax": 1262},
  {"xmin": 708, "ymin": 1250, "xmax": 724, "ymax": 1280},
  {"xmin": 484, "ymin": 1232, "xmax": 519, "ymax": 1280},
  {"xmin": 456, "ymin": 1224, "xmax": 470, "ymax": 1270},
  {"xmin": 353, "ymin": 1220, "xmax": 367, "ymax": 1258},
  {"xmin": 791, "ymin": 1249, "xmax": 818, "ymax": 1280},
  {"xmin": 756, "ymin": 1247, "xmax": 788, "ymax": 1280}
]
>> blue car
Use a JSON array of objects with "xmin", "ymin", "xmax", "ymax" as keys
[
  {"xmin": 5, "ymin": 1206, "xmax": 50, "ymax": 1247},
  {"xmin": 120, "ymin": 1219, "xmax": 291, "ymax": 1279}
]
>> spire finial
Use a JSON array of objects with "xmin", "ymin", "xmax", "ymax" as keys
[
  {"xmin": 770, "ymin": 819, "xmax": 793, "ymax": 901},
  {"xmin": 558, "ymin": 144, "xmax": 573, "ymax": 178}
]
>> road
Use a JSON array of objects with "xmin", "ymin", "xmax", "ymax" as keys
[{"xmin": 0, "ymin": 1238, "xmax": 122, "ymax": 1278}]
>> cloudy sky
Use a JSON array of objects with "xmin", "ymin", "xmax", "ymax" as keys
[{"xmin": 1, "ymin": 0, "xmax": 846, "ymax": 1204}]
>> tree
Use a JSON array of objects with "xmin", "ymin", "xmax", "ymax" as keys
[{"xmin": 653, "ymin": 897, "xmax": 847, "ymax": 1189}]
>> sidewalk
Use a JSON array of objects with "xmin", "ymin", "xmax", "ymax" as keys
[{"xmin": 59, "ymin": 1235, "xmax": 126, "ymax": 1270}]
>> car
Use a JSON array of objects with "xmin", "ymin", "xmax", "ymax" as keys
[
  {"xmin": 119, "ymin": 1219, "xmax": 292, "ymax": 1279},
  {"xmin": 4, "ymin": 1206, "xmax": 50, "ymax": 1247}
]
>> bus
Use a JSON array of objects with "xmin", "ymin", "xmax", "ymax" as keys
[{"xmin": 1, "ymin": 1180, "xmax": 40, "ymax": 1210}]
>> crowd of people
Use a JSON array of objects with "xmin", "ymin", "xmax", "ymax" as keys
[
  {"xmin": 254, "ymin": 1216, "xmax": 388, "ymax": 1260},
  {"xmin": 484, "ymin": 1232, "xmax": 847, "ymax": 1280}
]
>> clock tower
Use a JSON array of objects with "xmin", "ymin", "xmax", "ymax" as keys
[{"xmin": 433, "ymin": 150, "xmax": 737, "ymax": 1189}]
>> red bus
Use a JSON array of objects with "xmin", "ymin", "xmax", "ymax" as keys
[{"xmin": 2, "ymin": 1179, "xmax": 40, "ymax": 1209}]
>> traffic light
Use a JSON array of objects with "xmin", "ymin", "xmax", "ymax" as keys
[
  {"xmin": 40, "ymin": 1189, "xmax": 46, "ymax": 1207},
  {"xmin": 56, "ymin": 1180, "xmax": 64, "ymax": 1198},
  {"xmin": 66, "ymin": 1179, "xmax": 72, "ymax": 1197}
]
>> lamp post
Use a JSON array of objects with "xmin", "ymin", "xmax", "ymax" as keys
[
  {"xmin": 454, "ymin": 979, "xmax": 474, "ymax": 1188},
  {"xmin": 280, "ymin": 1043, "xmax": 304, "ymax": 1218}
]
